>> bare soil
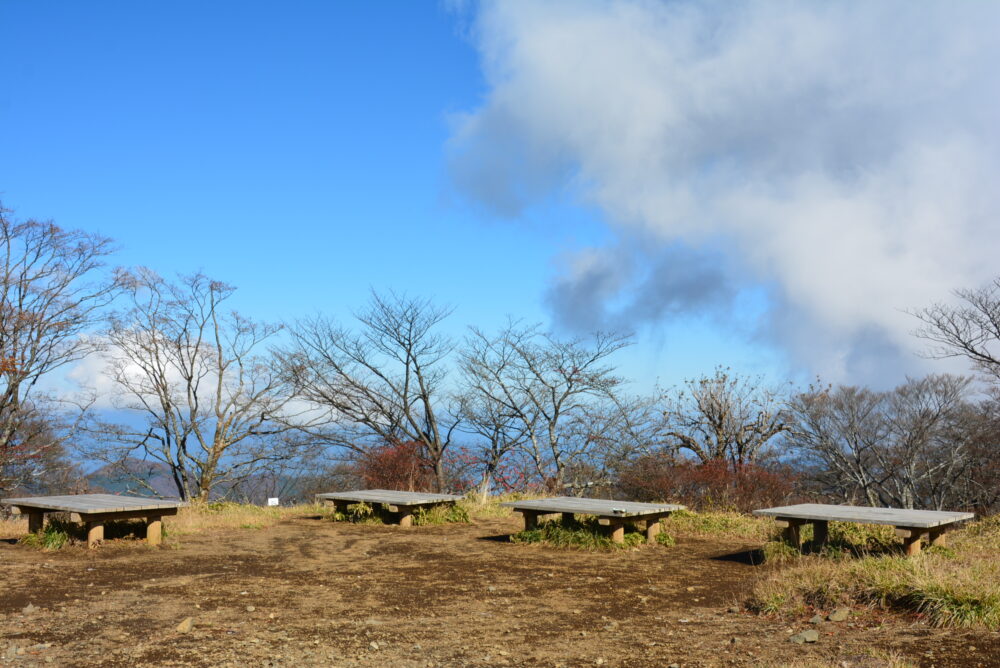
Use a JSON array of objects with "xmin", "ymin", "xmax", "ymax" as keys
[{"xmin": 2, "ymin": 515, "xmax": 999, "ymax": 667}]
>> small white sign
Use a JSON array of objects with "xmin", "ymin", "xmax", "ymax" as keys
[{"xmin": 267, "ymin": 497, "xmax": 279, "ymax": 507}]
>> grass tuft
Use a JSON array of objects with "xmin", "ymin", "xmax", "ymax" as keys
[
  {"xmin": 511, "ymin": 516, "xmax": 650, "ymax": 550},
  {"xmin": 19, "ymin": 519, "xmax": 73, "ymax": 550},
  {"xmin": 328, "ymin": 501, "xmax": 385, "ymax": 524},
  {"xmin": 413, "ymin": 503, "xmax": 470, "ymax": 525}
]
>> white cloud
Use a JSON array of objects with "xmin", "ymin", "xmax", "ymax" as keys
[{"xmin": 449, "ymin": 0, "xmax": 1000, "ymax": 383}]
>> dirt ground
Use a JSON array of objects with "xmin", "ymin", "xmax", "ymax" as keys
[{"xmin": 2, "ymin": 514, "xmax": 999, "ymax": 667}]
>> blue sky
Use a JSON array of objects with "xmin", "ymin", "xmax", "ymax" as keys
[{"xmin": 4, "ymin": 1, "xmax": 996, "ymax": 391}]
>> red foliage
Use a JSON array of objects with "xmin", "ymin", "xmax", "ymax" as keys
[
  {"xmin": 355, "ymin": 441, "xmax": 436, "ymax": 492},
  {"xmin": 616, "ymin": 455, "xmax": 797, "ymax": 512}
]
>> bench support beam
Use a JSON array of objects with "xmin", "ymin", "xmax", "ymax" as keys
[
  {"xmin": 146, "ymin": 515, "xmax": 163, "ymax": 546},
  {"xmin": 775, "ymin": 517, "xmax": 808, "ymax": 548},
  {"xmin": 86, "ymin": 521, "xmax": 104, "ymax": 549},
  {"xmin": 645, "ymin": 518, "xmax": 661, "ymax": 544},
  {"xmin": 27, "ymin": 511, "xmax": 44, "ymax": 534}
]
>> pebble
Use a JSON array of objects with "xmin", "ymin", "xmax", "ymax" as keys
[
  {"xmin": 246, "ymin": 605, "xmax": 256, "ymax": 612},
  {"xmin": 176, "ymin": 617, "xmax": 194, "ymax": 633},
  {"xmin": 809, "ymin": 614, "xmax": 824, "ymax": 624}
]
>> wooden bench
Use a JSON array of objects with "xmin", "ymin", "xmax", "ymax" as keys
[
  {"xmin": 314, "ymin": 489, "xmax": 462, "ymax": 527},
  {"xmin": 500, "ymin": 496, "xmax": 685, "ymax": 544},
  {"xmin": 1, "ymin": 494, "xmax": 187, "ymax": 548},
  {"xmin": 752, "ymin": 503, "xmax": 975, "ymax": 555}
]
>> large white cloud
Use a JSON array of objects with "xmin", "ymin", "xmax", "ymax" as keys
[{"xmin": 449, "ymin": 0, "xmax": 1000, "ymax": 383}]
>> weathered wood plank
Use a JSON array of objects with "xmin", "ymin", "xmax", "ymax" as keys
[
  {"xmin": 501, "ymin": 497, "xmax": 685, "ymax": 518},
  {"xmin": 1, "ymin": 494, "xmax": 186, "ymax": 515},
  {"xmin": 314, "ymin": 489, "xmax": 462, "ymax": 506},
  {"xmin": 752, "ymin": 503, "xmax": 973, "ymax": 529}
]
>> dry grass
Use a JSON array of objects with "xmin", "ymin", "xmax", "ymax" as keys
[
  {"xmin": 0, "ymin": 515, "xmax": 28, "ymax": 540},
  {"xmin": 748, "ymin": 517, "xmax": 1000, "ymax": 629},
  {"xmin": 665, "ymin": 508, "xmax": 778, "ymax": 541},
  {"xmin": 163, "ymin": 500, "xmax": 315, "ymax": 536},
  {"xmin": 778, "ymin": 652, "xmax": 915, "ymax": 668}
]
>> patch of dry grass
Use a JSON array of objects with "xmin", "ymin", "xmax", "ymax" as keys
[
  {"xmin": 748, "ymin": 517, "xmax": 1000, "ymax": 629},
  {"xmin": 164, "ymin": 500, "xmax": 314, "ymax": 536},
  {"xmin": 778, "ymin": 652, "xmax": 915, "ymax": 668},
  {"xmin": 665, "ymin": 508, "xmax": 778, "ymax": 541},
  {"xmin": 0, "ymin": 515, "xmax": 28, "ymax": 540}
]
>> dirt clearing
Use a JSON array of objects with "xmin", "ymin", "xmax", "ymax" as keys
[{"xmin": 1, "ymin": 514, "xmax": 998, "ymax": 667}]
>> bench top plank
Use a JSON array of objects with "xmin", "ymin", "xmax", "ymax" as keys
[
  {"xmin": 752, "ymin": 503, "xmax": 974, "ymax": 528},
  {"xmin": 501, "ymin": 496, "xmax": 685, "ymax": 518},
  {"xmin": 1, "ymin": 493, "xmax": 187, "ymax": 514},
  {"xmin": 315, "ymin": 489, "xmax": 462, "ymax": 506}
]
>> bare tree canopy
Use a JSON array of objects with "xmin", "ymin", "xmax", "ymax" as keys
[
  {"xmin": 912, "ymin": 277, "xmax": 1000, "ymax": 384},
  {"xmin": 281, "ymin": 292, "xmax": 459, "ymax": 492},
  {"xmin": 787, "ymin": 374, "xmax": 977, "ymax": 510},
  {"xmin": 459, "ymin": 322, "xmax": 631, "ymax": 491},
  {"xmin": 84, "ymin": 270, "xmax": 309, "ymax": 501},
  {"xmin": 0, "ymin": 204, "xmax": 120, "ymax": 494},
  {"xmin": 662, "ymin": 366, "xmax": 790, "ymax": 468}
]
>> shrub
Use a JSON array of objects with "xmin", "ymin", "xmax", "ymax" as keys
[
  {"xmin": 616, "ymin": 456, "xmax": 797, "ymax": 512},
  {"xmin": 354, "ymin": 441, "xmax": 436, "ymax": 492}
]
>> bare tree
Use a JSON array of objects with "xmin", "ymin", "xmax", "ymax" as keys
[
  {"xmin": 787, "ymin": 375, "xmax": 976, "ymax": 509},
  {"xmin": 281, "ymin": 292, "xmax": 459, "ymax": 492},
  {"xmin": 460, "ymin": 323, "xmax": 630, "ymax": 491},
  {"xmin": 912, "ymin": 277, "xmax": 1000, "ymax": 384},
  {"xmin": 84, "ymin": 270, "xmax": 309, "ymax": 501},
  {"xmin": 662, "ymin": 367, "xmax": 791, "ymax": 469},
  {"xmin": 0, "ymin": 398, "xmax": 90, "ymax": 498},
  {"xmin": 457, "ymin": 326, "xmax": 533, "ymax": 499},
  {"xmin": 0, "ymin": 204, "xmax": 120, "ymax": 493}
]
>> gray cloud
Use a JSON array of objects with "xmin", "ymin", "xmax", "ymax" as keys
[
  {"xmin": 449, "ymin": 0, "xmax": 1000, "ymax": 382},
  {"xmin": 544, "ymin": 243, "xmax": 737, "ymax": 334}
]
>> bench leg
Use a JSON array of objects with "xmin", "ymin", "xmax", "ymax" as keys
[
  {"xmin": 27, "ymin": 512, "xmax": 44, "ymax": 534},
  {"xmin": 86, "ymin": 521, "xmax": 104, "ymax": 548},
  {"xmin": 146, "ymin": 515, "xmax": 163, "ymax": 546},
  {"xmin": 608, "ymin": 521, "xmax": 625, "ymax": 544},
  {"xmin": 397, "ymin": 506, "xmax": 414, "ymax": 528},
  {"xmin": 561, "ymin": 512, "xmax": 575, "ymax": 524},
  {"xmin": 645, "ymin": 518, "xmax": 661, "ymax": 544},
  {"xmin": 777, "ymin": 518, "xmax": 807, "ymax": 550},
  {"xmin": 522, "ymin": 510, "xmax": 540, "ymax": 531},
  {"xmin": 895, "ymin": 527, "xmax": 927, "ymax": 556},
  {"xmin": 811, "ymin": 520, "xmax": 829, "ymax": 551},
  {"xmin": 929, "ymin": 528, "xmax": 948, "ymax": 547}
]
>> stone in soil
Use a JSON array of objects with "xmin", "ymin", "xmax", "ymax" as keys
[
  {"xmin": 828, "ymin": 607, "xmax": 850, "ymax": 622},
  {"xmin": 789, "ymin": 630, "xmax": 820, "ymax": 644}
]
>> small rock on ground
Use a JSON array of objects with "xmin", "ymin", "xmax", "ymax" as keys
[
  {"xmin": 828, "ymin": 607, "xmax": 850, "ymax": 622},
  {"xmin": 789, "ymin": 629, "xmax": 820, "ymax": 644}
]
